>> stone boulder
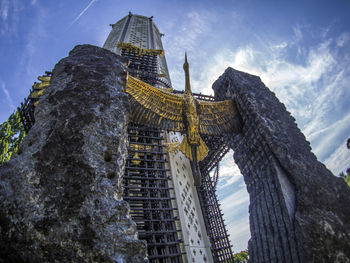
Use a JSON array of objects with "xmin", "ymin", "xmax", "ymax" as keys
[
  {"xmin": 0, "ymin": 45, "xmax": 147, "ymax": 263},
  {"xmin": 213, "ymin": 67, "xmax": 350, "ymax": 262}
]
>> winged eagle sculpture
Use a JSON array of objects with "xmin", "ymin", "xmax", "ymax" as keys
[{"xmin": 126, "ymin": 54, "xmax": 241, "ymax": 186}]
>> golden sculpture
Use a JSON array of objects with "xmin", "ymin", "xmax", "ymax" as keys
[
  {"xmin": 117, "ymin": 42, "xmax": 164, "ymax": 57},
  {"xmin": 27, "ymin": 57, "xmax": 239, "ymax": 186},
  {"xmin": 31, "ymin": 75, "xmax": 51, "ymax": 107},
  {"xmin": 163, "ymin": 142, "xmax": 180, "ymax": 154},
  {"xmin": 129, "ymin": 131, "xmax": 152, "ymax": 165},
  {"xmin": 126, "ymin": 54, "xmax": 239, "ymax": 185}
]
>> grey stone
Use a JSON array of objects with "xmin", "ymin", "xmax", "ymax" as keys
[
  {"xmin": 0, "ymin": 44, "xmax": 147, "ymax": 263},
  {"xmin": 213, "ymin": 67, "xmax": 350, "ymax": 262}
]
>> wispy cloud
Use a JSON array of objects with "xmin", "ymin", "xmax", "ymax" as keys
[
  {"xmin": 1, "ymin": 0, "xmax": 9, "ymax": 22},
  {"xmin": 219, "ymin": 180, "xmax": 250, "ymax": 251},
  {"xmin": 215, "ymin": 151, "xmax": 243, "ymax": 189},
  {"xmin": 325, "ymin": 137, "xmax": 350, "ymax": 175},
  {"xmin": 228, "ymin": 218, "xmax": 250, "ymax": 253},
  {"xmin": 0, "ymin": 0, "xmax": 22, "ymax": 36},
  {"xmin": 216, "ymin": 152, "xmax": 250, "ymax": 251},
  {"xmin": 69, "ymin": 0, "xmax": 98, "ymax": 28},
  {"xmin": 165, "ymin": 10, "xmax": 214, "ymax": 91},
  {"xmin": 220, "ymin": 186, "xmax": 249, "ymax": 211},
  {"xmin": 191, "ymin": 28, "xmax": 350, "ymax": 174},
  {"xmin": 19, "ymin": 4, "xmax": 48, "ymax": 78},
  {"xmin": 308, "ymin": 112, "xmax": 350, "ymax": 163},
  {"xmin": 292, "ymin": 24, "xmax": 303, "ymax": 43},
  {"xmin": 336, "ymin": 32, "xmax": 349, "ymax": 47},
  {"xmin": 0, "ymin": 0, "xmax": 10, "ymax": 34},
  {"xmin": 0, "ymin": 79, "xmax": 15, "ymax": 110},
  {"xmin": 166, "ymin": 11, "xmax": 209, "ymax": 57}
]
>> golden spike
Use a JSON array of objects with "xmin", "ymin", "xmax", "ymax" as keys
[{"xmin": 183, "ymin": 52, "xmax": 191, "ymax": 96}]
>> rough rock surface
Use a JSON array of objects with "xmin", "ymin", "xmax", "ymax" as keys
[
  {"xmin": 0, "ymin": 45, "xmax": 147, "ymax": 262},
  {"xmin": 213, "ymin": 67, "xmax": 350, "ymax": 262}
]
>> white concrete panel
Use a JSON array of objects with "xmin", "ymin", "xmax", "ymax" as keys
[{"xmin": 165, "ymin": 131, "xmax": 214, "ymax": 263}]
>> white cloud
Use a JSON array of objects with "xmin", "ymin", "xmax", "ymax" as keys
[
  {"xmin": 190, "ymin": 29, "xmax": 350, "ymax": 173},
  {"xmin": 69, "ymin": 0, "xmax": 98, "ymax": 28},
  {"xmin": 271, "ymin": 41, "xmax": 288, "ymax": 50},
  {"xmin": 227, "ymin": 215, "xmax": 250, "ymax": 252},
  {"xmin": 1, "ymin": 0, "xmax": 9, "ymax": 22},
  {"xmin": 309, "ymin": 112, "xmax": 350, "ymax": 167},
  {"xmin": 336, "ymin": 32, "xmax": 349, "ymax": 47},
  {"xmin": 0, "ymin": 0, "xmax": 22, "ymax": 36},
  {"xmin": 267, "ymin": 40, "xmax": 334, "ymax": 88},
  {"xmin": 0, "ymin": 79, "xmax": 15, "ymax": 110},
  {"xmin": 325, "ymin": 139, "xmax": 350, "ymax": 176},
  {"xmin": 219, "ymin": 177, "xmax": 250, "ymax": 252},
  {"xmin": 220, "ymin": 186, "xmax": 249, "ymax": 212},
  {"xmin": 215, "ymin": 150, "xmax": 243, "ymax": 189},
  {"xmin": 18, "ymin": 4, "xmax": 48, "ymax": 77},
  {"xmin": 167, "ymin": 11, "xmax": 209, "ymax": 56},
  {"xmin": 165, "ymin": 10, "xmax": 214, "ymax": 91},
  {"xmin": 292, "ymin": 25, "xmax": 303, "ymax": 43},
  {"xmin": 213, "ymin": 151, "xmax": 250, "ymax": 251},
  {"xmin": 218, "ymin": 163, "xmax": 242, "ymax": 187},
  {"xmin": 0, "ymin": 0, "xmax": 10, "ymax": 34}
]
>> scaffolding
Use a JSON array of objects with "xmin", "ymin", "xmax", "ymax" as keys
[
  {"xmin": 121, "ymin": 48, "xmax": 172, "ymax": 89},
  {"xmin": 198, "ymin": 134, "xmax": 233, "ymax": 262},
  {"xmin": 124, "ymin": 124, "xmax": 184, "ymax": 262}
]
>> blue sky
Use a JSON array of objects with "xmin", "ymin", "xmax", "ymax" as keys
[{"xmin": 1, "ymin": 0, "xmax": 350, "ymax": 253}]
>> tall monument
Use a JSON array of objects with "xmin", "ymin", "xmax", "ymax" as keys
[{"xmin": 103, "ymin": 13, "xmax": 234, "ymax": 262}]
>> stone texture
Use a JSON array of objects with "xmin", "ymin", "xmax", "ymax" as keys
[
  {"xmin": 213, "ymin": 67, "xmax": 350, "ymax": 262},
  {"xmin": 0, "ymin": 45, "xmax": 147, "ymax": 263}
]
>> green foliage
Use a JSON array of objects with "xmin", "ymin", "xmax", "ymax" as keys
[
  {"xmin": 233, "ymin": 250, "xmax": 249, "ymax": 262},
  {"xmin": 344, "ymin": 175, "xmax": 350, "ymax": 187},
  {"xmin": 0, "ymin": 109, "xmax": 26, "ymax": 164},
  {"xmin": 339, "ymin": 137, "xmax": 350, "ymax": 187},
  {"xmin": 340, "ymin": 170, "xmax": 350, "ymax": 187}
]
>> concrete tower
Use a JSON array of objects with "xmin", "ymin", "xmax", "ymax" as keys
[
  {"xmin": 104, "ymin": 13, "xmax": 234, "ymax": 262},
  {"xmin": 103, "ymin": 12, "xmax": 171, "ymax": 88}
]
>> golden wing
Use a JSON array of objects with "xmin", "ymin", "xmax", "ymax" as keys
[
  {"xmin": 126, "ymin": 76, "xmax": 185, "ymax": 132},
  {"xmin": 31, "ymin": 75, "xmax": 51, "ymax": 107},
  {"xmin": 197, "ymin": 98, "xmax": 239, "ymax": 135}
]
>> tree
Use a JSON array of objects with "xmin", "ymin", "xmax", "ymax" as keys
[
  {"xmin": 233, "ymin": 250, "xmax": 249, "ymax": 263},
  {"xmin": 0, "ymin": 109, "xmax": 26, "ymax": 164}
]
